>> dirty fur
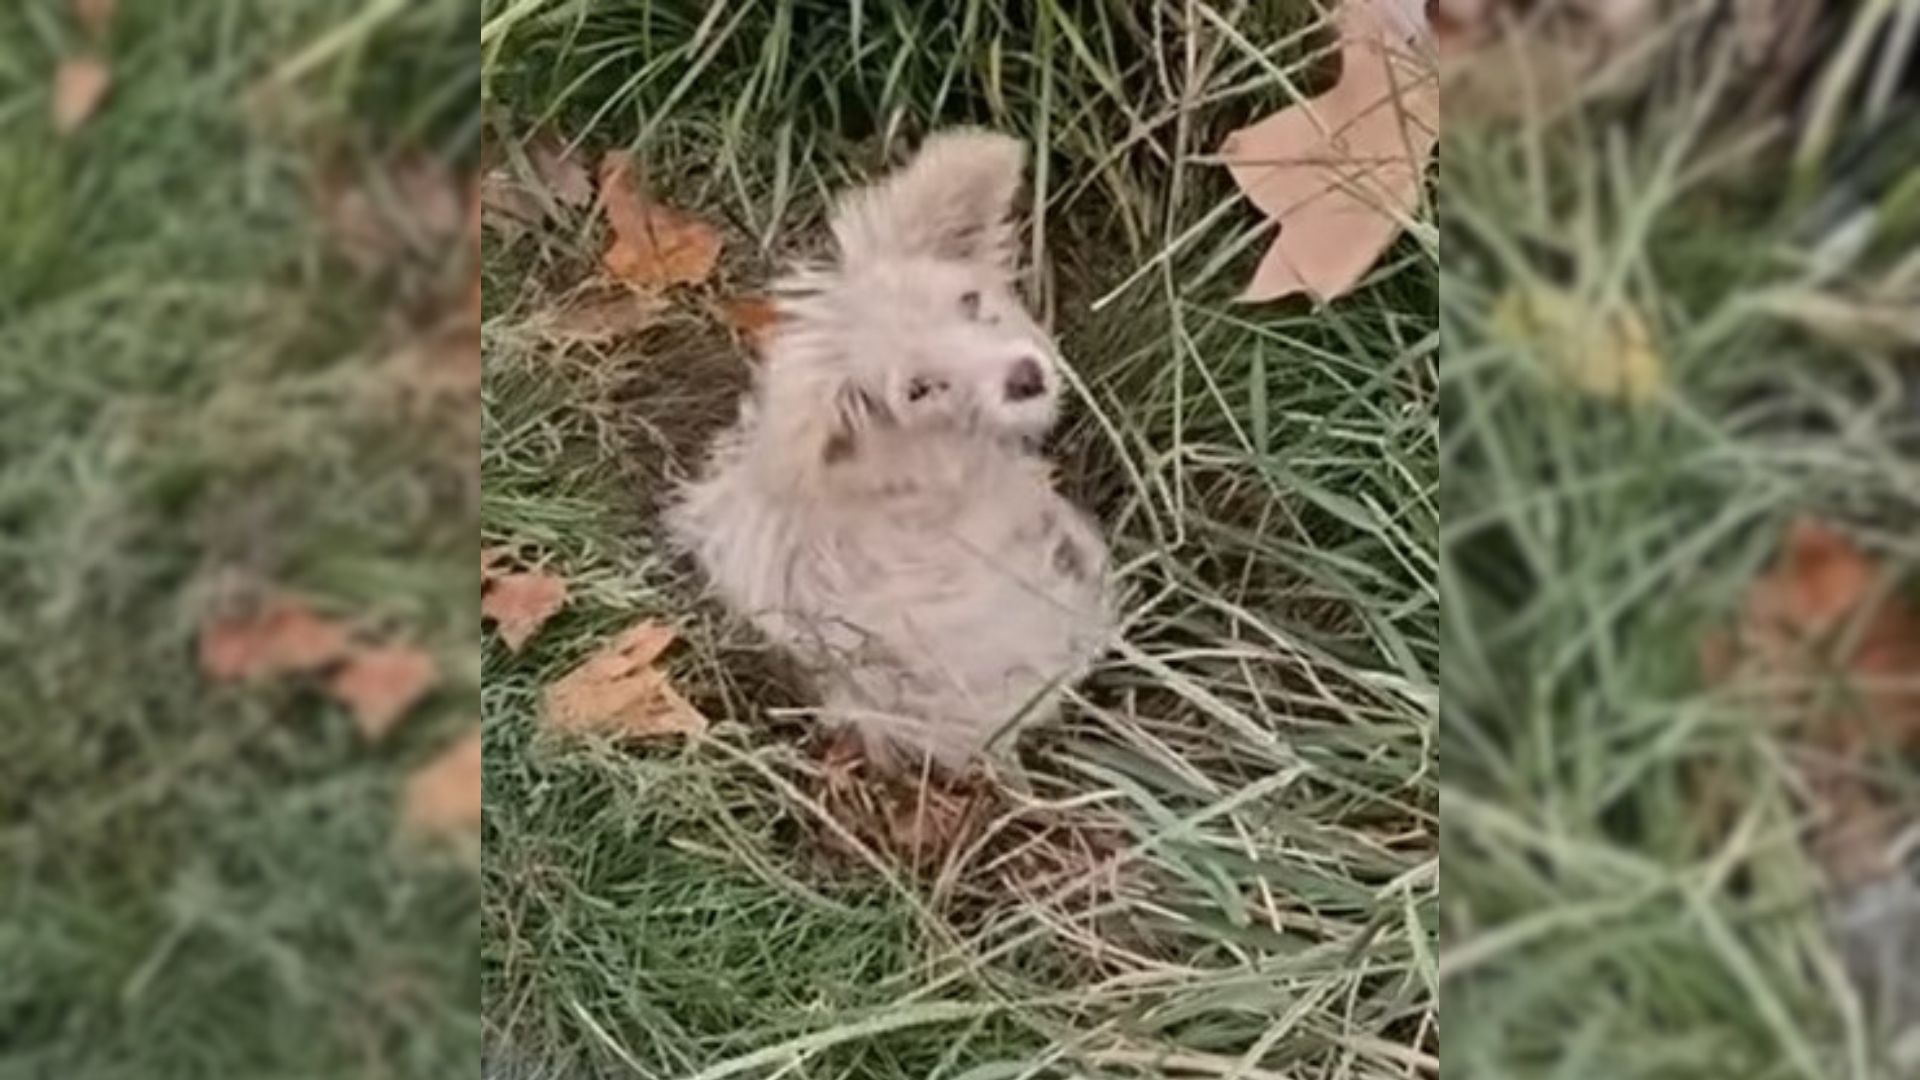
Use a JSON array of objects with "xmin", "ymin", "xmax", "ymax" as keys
[{"xmin": 668, "ymin": 129, "xmax": 1115, "ymax": 771}]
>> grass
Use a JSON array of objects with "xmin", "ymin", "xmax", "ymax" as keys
[
  {"xmin": 480, "ymin": 1, "xmax": 1436, "ymax": 1077},
  {"xmin": 0, "ymin": 2, "xmax": 479, "ymax": 1078},
  {"xmin": 1439, "ymin": 6, "xmax": 1920, "ymax": 1078}
]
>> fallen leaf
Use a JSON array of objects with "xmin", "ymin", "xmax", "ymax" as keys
[
  {"xmin": 73, "ymin": 0, "xmax": 115, "ymax": 38},
  {"xmin": 720, "ymin": 295, "xmax": 783, "ymax": 354},
  {"xmin": 534, "ymin": 288, "xmax": 667, "ymax": 344},
  {"xmin": 200, "ymin": 598, "xmax": 353, "ymax": 682},
  {"xmin": 320, "ymin": 153, "xmax": 467, "ymax": 273},
  {"xmin": 52, "ymin": 56, "xmax": 112, "ymax": 134},
  {"xmin": 327, "ymin": 644, "xmax": 440, "ymax": 741},
  {"xmin": 542, "ymin": 621, "xmax": 707, "ymax": 738},
  {"xmin": 1219, "ymin": 0, "xmax": 1438, "ymax": 302},
  {"xmin": 1489, "ymin": 283, "xmax": 1665, "ymax": 403},
  {"xmin": 479, "ymin": 169, "xmax": 544, "ymax": 240},
  {"xmin": 526, "ymin": 130, "xmax": 595, "ymax": 208},
  {"xmin": 1705, "ymin": 517, "xmax": 1920, "ymax": 886},
  {"xmin": 598, "ymin": 151, "xmax": 720, "ymax": 289},
  {"xmin": 401, "ymin": 728, "xmax": 482, "ymax": 836},
  {"xmin": 483, "ymin": 570, "xmax": 568, "ymax": 653}
]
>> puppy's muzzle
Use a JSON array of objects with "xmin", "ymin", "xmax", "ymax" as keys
[{"xmin": 1005, "ymin": 357, "xmax": 1046, "ymax": 402}]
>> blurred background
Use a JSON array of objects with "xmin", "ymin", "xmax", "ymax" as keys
[
  {"xmin": 1440, "ymin": 0, "xmax": 1920, "ymax": 1075},
  {"xmin": 1, "ymin": 2, "xmax": 479, "ymax": 1077}
]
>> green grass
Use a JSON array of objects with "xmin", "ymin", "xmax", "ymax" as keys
[
  {"xmin": 480, "ymin": 1, "xmax": 1436, "ymax": 1077},
  {"xmin": 1439, "ymin": 8, "xmax": 1920, "ymax": 1079},
  {"xmin": 0, "ymin": 2, "xmax": 479, "ymax": 1078}
]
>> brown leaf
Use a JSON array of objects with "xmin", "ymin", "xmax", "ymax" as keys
[
  {"xmin": 1708, "ymin": 517, "xmax": 1920, "ymax": 886},
  {"xmin": 535, "ymin": 288, "xmax": 667, "ymax": 345},
  {"xmin": 526, "ymin": 131, "xmax": 595, "ymax": 208},
  {"xmin": 53, "ymin": 56, "xmax": 112, "ymax": 134},
  {"xmin": 200, "ymin": 599, "xmax": 353, "ymax": 682},
  {"xmin": 320, "ymin": 153, "xmax": 466, "ymax": 273},
  {"xmin": 73, "ymin": 0, "xmax": 115, "ymax": 37},
  {"xmin": 720, "ymin": 295, "xmax": 783, "ymax": 355},
  {"xmin": 1219, "ymin": 0, "xmax": 1438, "ymax": 303},
  {"xmin": 479, "ymin": 169, "xmax": 544, "ymax": 239},
  {"xmin": 401, "ymin": 728, "xmax": 482, "ymax": 836},
  {"xmin": 542, "ymin": 621, "xmax": 706, "ymax": 738},
  {"xmin": 327, "ymin": 644, "xmax": 440, "ymax": 741},
  {"xmin": 483, "ymin": 571, "xmax": 568, "ymax": 654},
  {"xmin": 598, "ymin": 151, "xmax": 720, "ymax": 289}
]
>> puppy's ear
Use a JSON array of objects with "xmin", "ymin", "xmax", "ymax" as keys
[
  {"xmin": 831, "ymin": 128, "xmax": 1025, "ymax": 273},
  {"xmin": 759, "ymin": 364, "xmax": 893, "ymax": 488},
  {"xmin": 818, "ymin": 382, "xmax": 890, "ymax": 465}
]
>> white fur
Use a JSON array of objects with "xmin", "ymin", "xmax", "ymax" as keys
[{"xmin": 668, "ymin": 129, "xmax": 1115, "ymax": 771}]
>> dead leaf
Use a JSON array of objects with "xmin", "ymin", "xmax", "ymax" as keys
[
  {"xmin": 541, "ymin": 621, "xmax": 707, "ymax": 738},
  {"xmin": 526, "ymin": 130, "xmax": 595, "ymax": 208},
  {"xmin": 598, "ymin": 151, "xmax": 720, "ymax": 289},
  {"xmin": 52, "ymin": 56, "xmax": 111, "ymax": 134},
  {"xmin": 483, "ymin": 570, "xmax": 568, "ymax": 653},
  {"xmin": 327, "ymin": 644, "xmax": 440, "ymax": 741},
  {"xmin": 73, "ymin": 0, "xmax": 115, "ymax": 38},
  {"xmin": 1219, "ymin": 0, "xmax": 1438, "ymax": 303},
  {"xmin": 1706, "ymin": 517, "xmax": 1920, "ymax": 886},
  {"xmin": 535, "ymin": 288, "xmax": 667, "ymax": 344},
  {"xmin": 720, "ymin": 295, "xmax": 783, "ymax": 354},
  {"xmin": 479, "ymin": 169, "xmax": 544, "ymax": 240},
  {"xmin": 200, "ymin": 598, "xmax": 354, "ymax": 682},
  {"xmin": 401, "ymin": 728, "xmax": 482, "ymax": 836},
  {"xmin": 1489, "ymin": 283, "xmax": 1665, "ymax": 403},
  {"xmin": 320, "ymin": 153, "xmax": 467, "ymax": 273}
]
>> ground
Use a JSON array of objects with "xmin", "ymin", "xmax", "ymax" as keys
[
  {"xmin": 0, "ymin": 3, "xmax": 478, "ymax": 1079},
  {"xmin": 479, "ymin": 2, "xmax": 1437, "ymax": 1078}
]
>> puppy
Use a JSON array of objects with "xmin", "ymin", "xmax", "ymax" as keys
[{"xmin": 668, "ymin": 129, "xmax": 1115, "ymax": 772}]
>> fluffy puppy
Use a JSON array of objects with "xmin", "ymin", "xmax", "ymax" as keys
[{"xmin": 668, "ymin": 128, "xmax": 1115, "ymax": 771}]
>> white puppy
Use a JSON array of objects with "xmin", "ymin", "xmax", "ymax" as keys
[{"xmin": 668, "ymin": 129, "xmax": 1115, "ymax": 772}]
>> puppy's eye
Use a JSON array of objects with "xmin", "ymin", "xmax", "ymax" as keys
[
  {"xmin": 958, "ymin": 291, "xmax": 981, "ymax": 320},
  {"xmin": 905, "ymin": 376, "xmax": 945, "ymax": 402}
]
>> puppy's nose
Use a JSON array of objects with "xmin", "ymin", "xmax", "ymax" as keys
[{"xmin": 1005, "ymin": 357, "xmax": 1046, "ymax": 402}]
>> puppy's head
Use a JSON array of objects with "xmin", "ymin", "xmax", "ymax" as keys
[{"xmin": 759, "ymin": 130, "xmax": 1063, "ymax": 479}]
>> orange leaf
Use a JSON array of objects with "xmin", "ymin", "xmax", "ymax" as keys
[
  {"xmin": 1219, "ymin": 0, "xmax": 1437, "ymax": 303},
  {"xmin": 598, "ymin": 151, "xmax": 720, "ymax": 289},
  {"xmin": 1710, "ymin": 516, "xmax": 1920, "ymax": 886},
  {"xmin": 53, "ymin": 56, "xmax": 111, "ymax": 134},
  {"xmin": 720, "ymin": 295, "xmax": 783, "ymax": 355},
  {"xmin": 199, "ymin": 599, "xmax": 353, "ymax": 682},
  {"xmin": 401, "ymin": 728, "xmax": 482, "ymax": 836},
  {"xmin": 483, "ymin": 571, "xmax": 568, "ymax": 653},
  {"xmin": 542, "ymin": 621, "xmax": 707, "ymax": 738},
  {"xmin": 328, "ymin": 644, "xmax": 440, "ymax": 741}
]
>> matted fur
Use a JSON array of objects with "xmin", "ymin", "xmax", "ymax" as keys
[{"xmin": 668, "ymin": 129, "xmax": 1115, "ymax": 771}]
